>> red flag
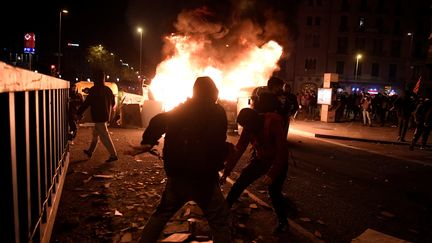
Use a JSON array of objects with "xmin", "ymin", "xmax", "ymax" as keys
[{"xmin": 413, "ymin": 76, "xmax": 421, "ymax": 94}]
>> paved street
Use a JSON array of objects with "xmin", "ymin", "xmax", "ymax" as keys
[{"xmin": 51, "ymin": 120, "xmax": 432, "ymax": 243}]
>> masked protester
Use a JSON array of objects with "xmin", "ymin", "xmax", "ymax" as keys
[
  {"xmin": 127, "ymin": 76, "xmax": 232, "ymax": 243},
  {"xmin": 220, "ymin": 107, "xmax": 290, "ymax": 234}
]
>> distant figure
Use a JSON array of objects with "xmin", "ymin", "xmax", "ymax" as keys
[
  {"xmin": 360, "ymin": 93, "xmax": 372, "ymax": 126},
  {"xmin": 409, "ymin": 98, "xmax": 432, "ymax": 150},
  {"xmin": 77, "ymin": 68, "xmax": 118, "ymax": 162},
  {"xmin": 68, "ymin": 83, "xmax": 83, "ymax": 141},
  {"xmin": 391, "ymin": 90, "xmax": 416, "ymax": 142},
  {"xmin": 127, "ymin": 76, "xmax": 232, "ymax": 243},
  {"xmin": 220, "ymin": 108, "xmax": 290, "ymax": 234}
]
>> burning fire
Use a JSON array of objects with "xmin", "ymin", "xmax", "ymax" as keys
[
  {"xmin": 148, "ymin": 6, "xmax": 285, "ymax": 111},
  {"xmin": 149, "ymin": 33, "xmax": 283, "ymax": 111}
]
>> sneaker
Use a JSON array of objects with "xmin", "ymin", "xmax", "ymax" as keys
[
  {"xmin": 273, "ymin": 222, "xmax": 289, "ymax": 234},
  {"xmin": 83, "ymin": 149, "xmax": 92, "ymax": 158},
  {"xmin": 106, "ymin": 155, "xmax": 118, "ymax": 163}
]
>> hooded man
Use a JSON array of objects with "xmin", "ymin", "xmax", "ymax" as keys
[{"xmin": 127, "ymin": 76, "xmax": 232, "ymax": 243}]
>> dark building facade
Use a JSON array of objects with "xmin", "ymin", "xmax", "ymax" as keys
[{"xmin": 283, "ymin": 0, "xmax": 431, "ymax": 95}]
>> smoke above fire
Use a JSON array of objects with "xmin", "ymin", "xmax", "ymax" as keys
[{"xmin": 150, "ymin": 6, "xmax": 285, "ymax": 111}]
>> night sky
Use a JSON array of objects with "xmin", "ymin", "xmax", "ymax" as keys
[{"xmin": 1, "ymin": 0, "xmax": 296, "ymax": 77}]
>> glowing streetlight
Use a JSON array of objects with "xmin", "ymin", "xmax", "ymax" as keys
[
  {"xmin": 355, "ymin": 54, "xmax": 362, "ymax": 82},
  {"xmin": 137, "ymin": 27, "xmax": 143, "ymax": 75},
  {"xmin": 58, "ymin": 9, "xmax": 68, "ymax": 76},
  {"xmin": 407, "ymin": 32, "xmax": 414, "ymax": 79}
]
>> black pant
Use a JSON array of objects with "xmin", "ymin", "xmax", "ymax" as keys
[
  {"xmin": 398, "ymin": 117, "xmax": 409, "ymax": 139},
  {"xmin": 139, "ymin": 178, "xmax": 231, "ymax": 243},
  {"xmin": 226, "ymin": 158, "xmax": 288, "ymax": 224},
  {"xmin": 68, "ymin": 118, "xmax": 78, "ymax": 140},
  {"xmin": 412, "ymin": 123, "xmax": 432, "ymax": 146}
]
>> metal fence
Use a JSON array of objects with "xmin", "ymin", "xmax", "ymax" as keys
[{"xmin": 0, "ymin": 61, "xmax": 70, "ymax": 243}]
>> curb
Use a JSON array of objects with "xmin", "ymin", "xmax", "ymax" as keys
[
  {"xmin": 289, "ymin": 127, "xmax": 408, "ymax": 145},
  {"xmin": 314, "ymin": 133, "xmax": 408, "ymax": 145}
]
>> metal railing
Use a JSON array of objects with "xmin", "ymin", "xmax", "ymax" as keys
[{"xmin": 0, "ymin": 61, "xmax": 70, "ymax": 243}]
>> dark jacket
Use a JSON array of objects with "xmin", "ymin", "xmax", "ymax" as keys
[
  {"xmin": 141, "ymin": 98, "xmax": 228, "ymax": 181},
  {"xmin": 77, "ymin": 84, "xmax": 115, "ymax": 122},
  {"xmin": 392, "ymin": 95, "xmax": 415, "ymax": 119},
  {"xmin": 225, "ymin": 112, "xmax": 287, "ymax": 180}
]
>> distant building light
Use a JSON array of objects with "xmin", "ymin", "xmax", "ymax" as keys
[
  {"xmin": 24, "ymin": 47, "xmax": 35, "ymax": 54},
  {"xmin": 59, "ymin": 75, "xmax": 62, "ymax": 78},
  {"xmin": 116, "ymin": 78, "xmax": 120, "ymax": 82},
  {"xmin": 34, "ymin": 70, "xmax": 38, "ymax": 73},
  {"xmin": 67, "ymin": 43, "xmax": 80, "ymax": 47},
  {"xmin": 87, "ymin": 78, "xmax": 91, "ymax": 82},
  {"xmin": 75, "ymin": 78, "xmax": 79, "ymax": 81}
]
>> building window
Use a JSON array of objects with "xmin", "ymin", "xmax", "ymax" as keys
[
  {"xmin": 337, "ymin": 37, "xmax": 348, "ymax": 54},
  {"xmin": 376, "ymin": 18, "xmax": 384, "ymax": 33},
  {"xmin": 389, "ymin": 64, "xmax": 397, "ymax": 78},
  {"xmin": 394, "ymin": 0, "xmax": 402, "ymax": 15},
  {"xmin": 393, "ymin": 19, "xmax": 401, "ymax": 35},
  {"xmin": 359, "ymin": 0, "xmax": 368, "ymax": 11},
  {"xmin": 315, "ymin": 17, "xmax": 321, "ymax": 26},
  {"xmin": 390, "ymin": 40, "xmax": 401, "ymax": 57},
  {"xmin": 376, "ymin": 0, "xmax": 386, "ymax": 13},
  {"xmin": 371, "ymin": 63, "xmax": 380, "ymax": 77},
  {"xmin": 358, "ymin": 17, "xmax": 366, "ymax": 32},
  {"xmin": 355, "ymin": 37, "xmax": 366, "ymax": 50},
  {"xmin": 313, "ymin": 34, "xmax": 320, "ymax": 48},
  {"xmin": 341, "ymin": 0, "xmax": 350, "ymax": 11},
  {"xmin": 304, "ymin": 34, "xmax": 312, "ymax": 48},
  {"xmin": 305, "ymin": 58, "xmax": 317, "ymax": 71},
  {"xmin": 339, "ymin": 16, "xmax": 349, "ymax": 32},
  {"xmin": 307, "ymin": 16, "xmax": 313, "ymax": 26},
  {"xmin": 372, "ymin": 39, "xmax": 384, "ymax": 56},
  {"xmin": 336, "ymin": 61, "xmax": 345, "ymax": 75}
]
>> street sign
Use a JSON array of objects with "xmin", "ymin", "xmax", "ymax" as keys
[{"xmin": 24, "ymin": 33, "xmax": 36, "ymax": 54}]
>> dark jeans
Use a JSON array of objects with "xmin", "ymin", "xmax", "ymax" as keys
[
  {"xmin": 68, "ymin": 118, "xmax": 78, "ymax": 140},
  {"xmin": 139, "ymin": 178, "xmax": 231, "ymax": 243},
  {"xmin": 412, "ymin": 123, "xmax": 432, "ymax": 146},
  {"xmin": 226, "ymin": 158, "xmax": 288, "ymax": 225},
  {"xmin": 398, "ymin": 117, "xmax": 409, "ymax": 139}
]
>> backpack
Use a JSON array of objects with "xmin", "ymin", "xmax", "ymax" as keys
[{"xmin": 163, "ymin": 100, "xmax": 228, "ymax": 180}]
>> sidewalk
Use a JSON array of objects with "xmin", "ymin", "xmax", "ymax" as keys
[{"xmin": 289, "ymin": 119, "xmax": 432, "ymax": 146}]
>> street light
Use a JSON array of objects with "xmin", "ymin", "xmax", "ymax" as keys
[
  {"xmin": 407, "ymin": 32, "xmax": 414, "ymax": 79},
  {"xmin": 58, "ymin": 9, "xmax": 68, "ymax": 77},
  {"xmin": 355, "ymin": 54, "xmax": 362, "ymax": 82},
  {"xmin": 137, "ymin": 27, "xmax": 143, "ymax": 75}
]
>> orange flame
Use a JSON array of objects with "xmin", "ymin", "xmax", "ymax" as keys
[{"xmin": 150, "ymin": 33, "xmax": 283, "ymax": 111}]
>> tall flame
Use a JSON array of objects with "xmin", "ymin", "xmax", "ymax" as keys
[{"xmin": 150, "ymin": 33, "xmax": 283, "ymax": 111}]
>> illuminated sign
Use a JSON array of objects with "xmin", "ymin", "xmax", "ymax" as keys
[
  {"xmin": 317, "ymin": 88, "xmax": 332, "ymax": 105},
  {"xmin": 24, "ymin": 33, "xmax": 36, "ymax": 54}
]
